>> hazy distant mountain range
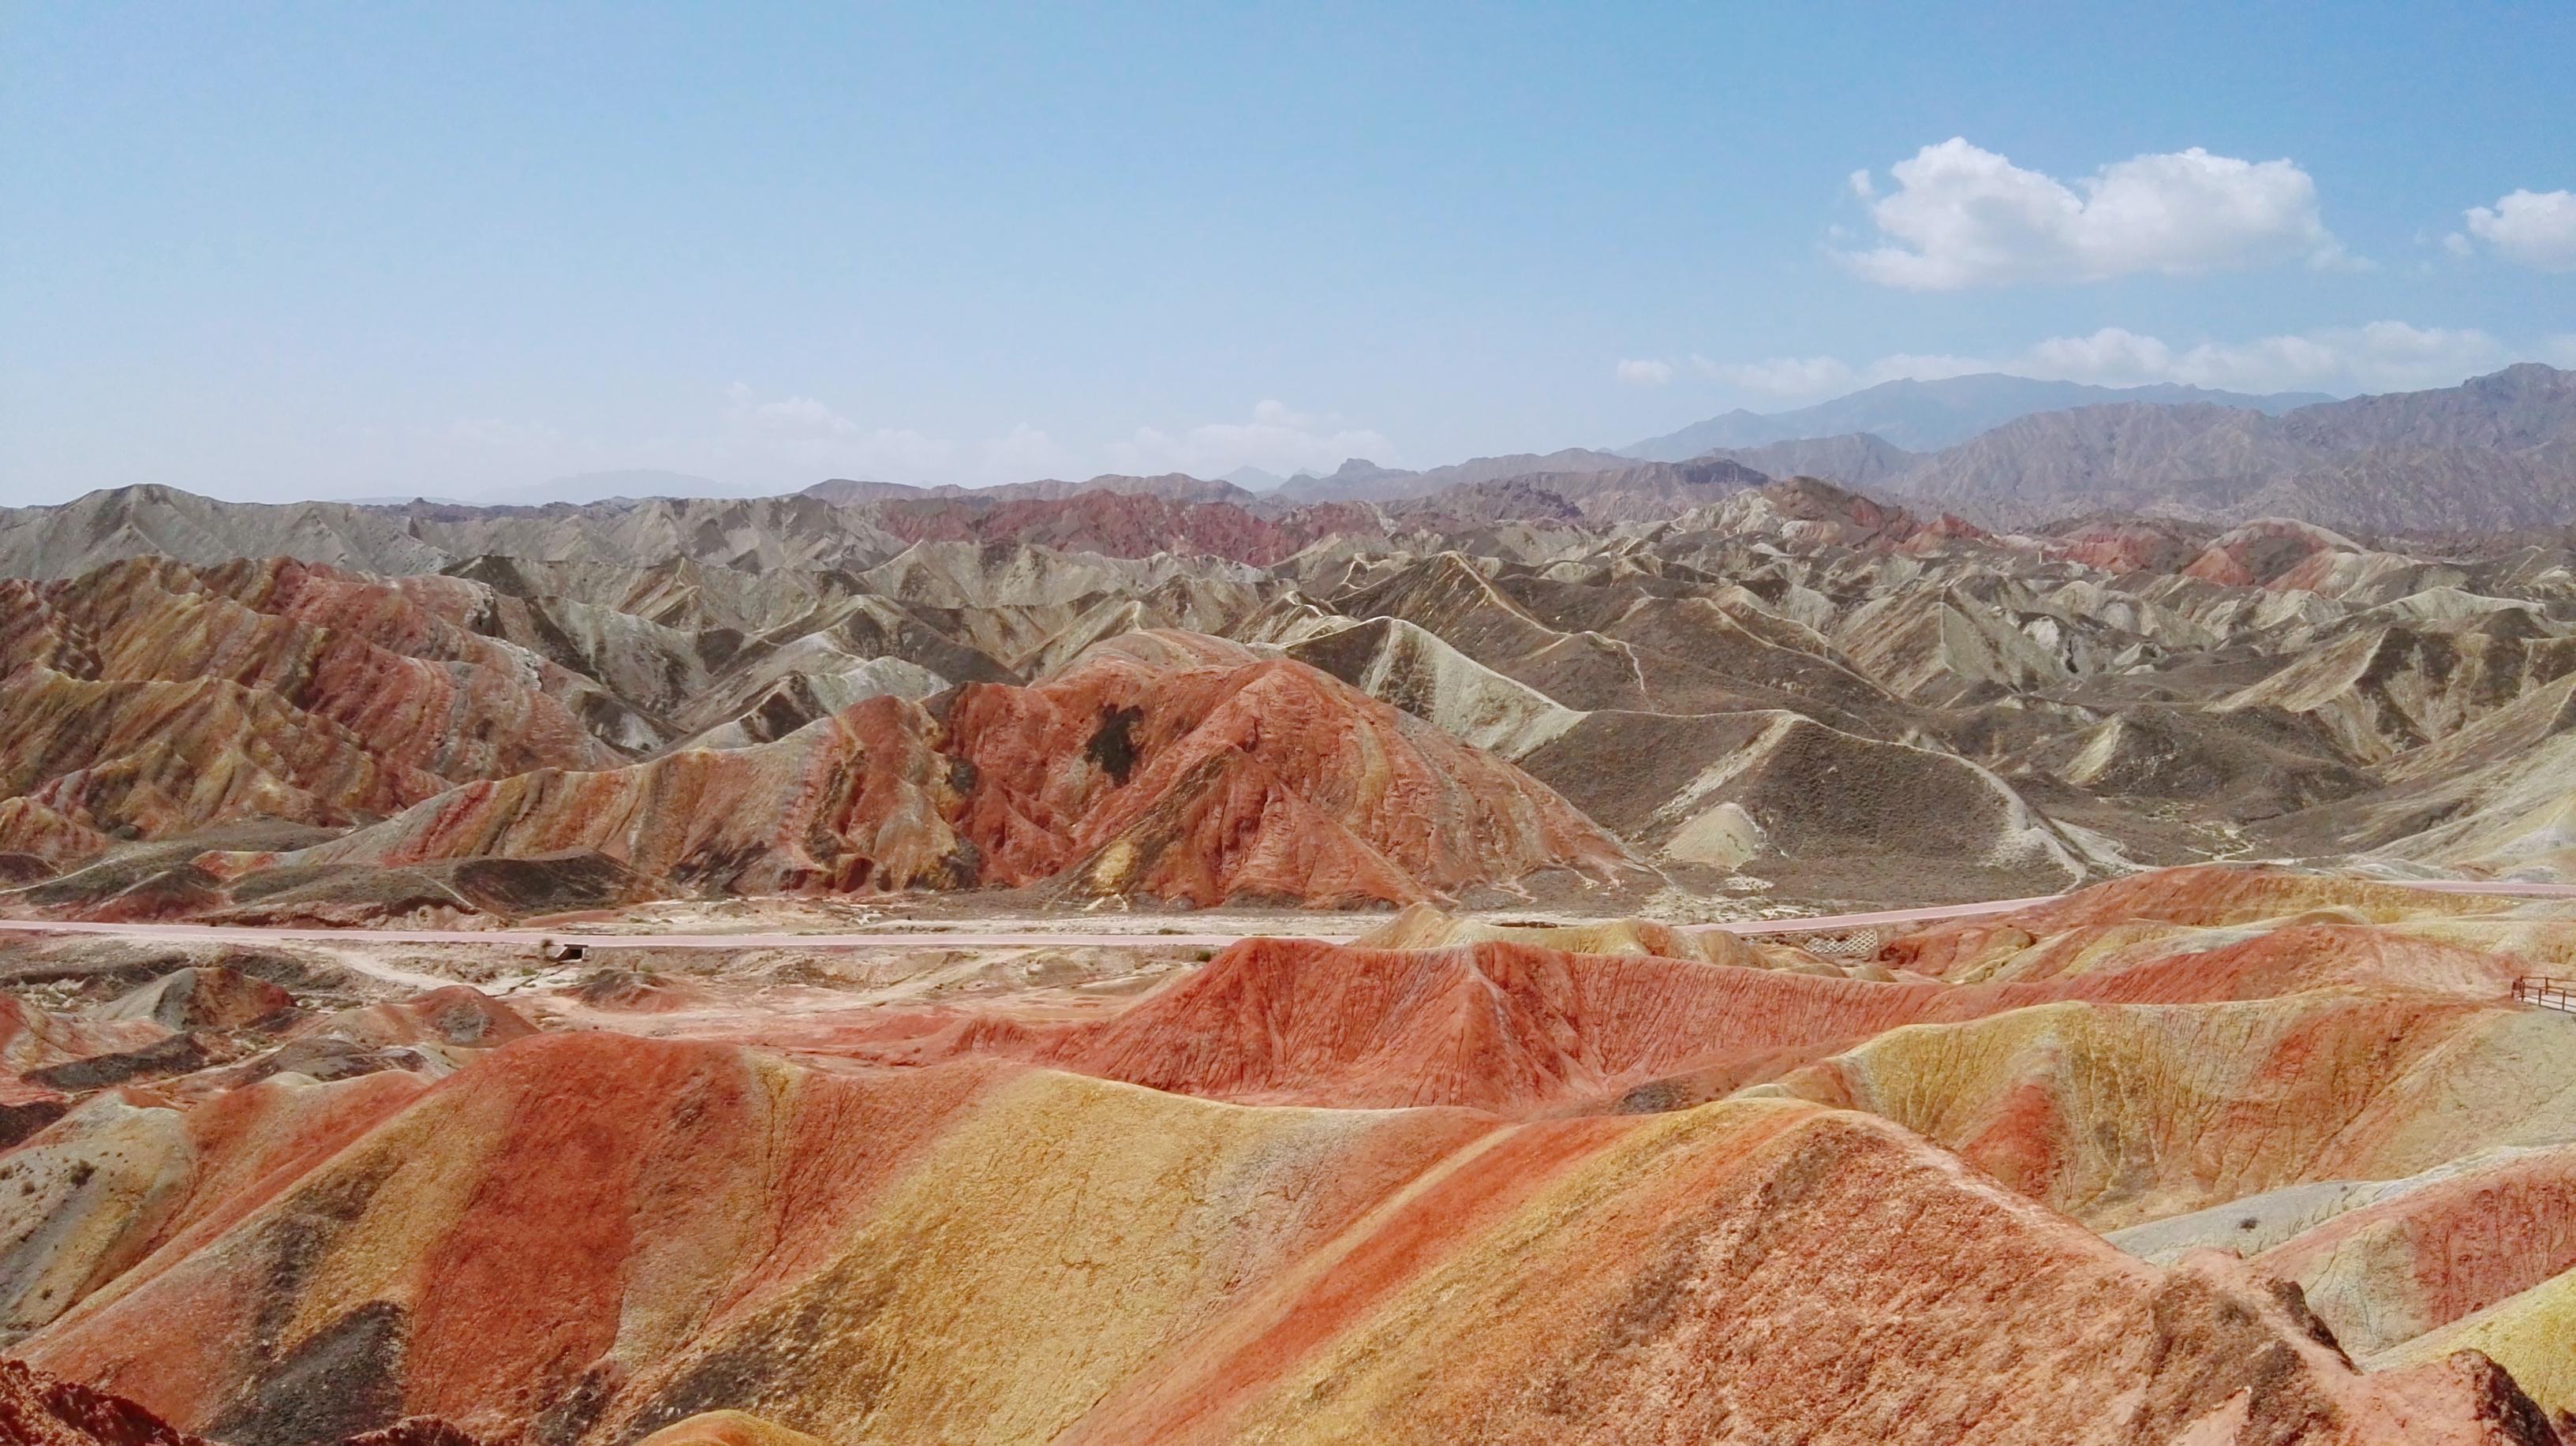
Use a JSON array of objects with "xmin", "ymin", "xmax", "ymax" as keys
[
  {"xmin": 1624, "ymin": 373, "xmax": 2336, "ymax": 458},
  {"xmin": 1273, "ymin": 449, "xmax": 1639, "ymax": 504},
  {"xmin": 805, "ymin": 473, "xmax": 1257, "ymax": 506},
  {"xmin": 60, "ymin": 364, "xmax": 2576, "ymax": 543},
  {"xmin": 1270, "ymin": 364, "xmax": 2576, "ymax": 532},
  {"xmin": 336, "ymin": 469, "xmax": 746, "ymax": 508},
  {"xmin": 1774, "ymin": 364, "xmax": 2576, "ymax": 530}
]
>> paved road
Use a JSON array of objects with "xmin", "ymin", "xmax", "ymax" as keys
[{"xmin": 1, "ymin": 877, "xmax": 2570, "ymax": 951}]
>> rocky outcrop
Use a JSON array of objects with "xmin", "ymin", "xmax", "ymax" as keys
[
  {"xmin": 219, "ymin": 697, "xmax": 975, "ymax": 896},
  {"xmin": 95, "ymin": 966, "xmax": 293, "ymax": 1030},
  {"xmin": 0, "ymin": 1358, "xmax": 213, "ymax": 1446}
]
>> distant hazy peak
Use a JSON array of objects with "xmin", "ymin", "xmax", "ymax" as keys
[{"xmin": 1624, "ymin": 372, "xmax": 2339, "ymax": 458}]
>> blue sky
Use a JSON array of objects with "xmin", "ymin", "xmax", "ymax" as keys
[{"xmin": 5, "ymin": 2, "xmax": 2573, "ymax": 503}]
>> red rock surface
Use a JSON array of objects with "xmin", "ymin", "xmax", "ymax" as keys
[
  {"xmin": 13, "ymin": 1032, "xmax": 2559, "ymax": 1446},
  {"xmin": 0, "ymin": 1358, "xmax": 212, "ymax": 1446},
  {"xmin": 99, "ymin": 967, "xmax": 295, "ymax": 1031},
  {"xmin": 945, "ymin": 633, "xmax": 1638, "ymax": 904},
  {"xmin": 0, "ymin": 800, "xmax": 110, "ymax": 869},
  {"xmin": 0, "ymin": 1359, "xmax": 515, "ymax": 1446},
  {"xmin": 0, "ymin": 672, "xmax": 443, "ymax": 843},
  {"xmin": 1879, "ymin": 863, "xmax": 2516, "ymax": 977},
  {"xmin": 291, "ymin": 987, "xmax": 537, "ymax": 1050},
  {"xmin": 35, "ymin": 559, "xmax": 616, "ymax": 783},
  {"xmin": 0, "ymin": 996, "xmax": 170, "ymax": 1074},
  {"xmin": 2046, "ymin": 517, "xmax": 2211, "ymax": 573},
  {"xmin": 224, "ymin": 696, "xmax": 974, "ymax": 896},
  {"xmin": 338, "ymin": 1421, "xmax": 492, "ymax": 1446},
  {"xmin": 0, "ymin": 1077, "xmax": 71, "ymax": 1147},
  {"xmin": 198, "ymin": 630, "xmax": 1628, "ymax": 909},
  {"xmin": 3, "ymin": 866, "xmax": 2574, "ymax": 1438},
  {"xmin": 632, "ymin": 1412, "xmax": 825, "ymax": 1446},
  {"xmin": 699, "ymin": 913, "xmax": 2530, "ymax": 1116},
  {"xmin": 2181, "ymin": 518, "xmax": 2359, "ymax": 588},
  {"xmin": 0, "ymin": 559, "xmax": 644, "ymax": 866},
  {"xmin": 2256, "ymin": 1145, "xmax": 2576, "ymax": 1357}
]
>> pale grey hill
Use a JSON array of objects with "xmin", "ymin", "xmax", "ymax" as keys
[
  {"xmin": 0, "ymin": 484, "xmax": 910, "ymax": 580},
  {"xmin": 1624, "ymin": 373, "xmax": 2335, "ymax": 458},
  {"xmin": 2276, "ymin": 361, "xmax": 2576, "ymax": 453},
  {"xmin": 1396, "ymin": 458, "xmax": 1773, "ymax": 525},
  {"xmin": 530, "ymin": 469, "xmax": 740, "ymax": 502},
  {"xmin": 1273, "ymin": 449, "xmax": 1637, "ymax": 504},
  {"xmin": 1221, "ymin": 465, "xmax": 1288, "ymax": 491},
  {"xmin": 0, "ymin": 485, "xmax": 457, "ymax": 579},
  {"xmin": 1696, "ymin": 434, "xmax": 1920, "ymax": 489},
  {"xmin": 1887, "ymin": 403, "xmax": 2285, "ymax": 520},
  {"xmin": 1272, "ymin": 458, "xmax": 1411, "ymax": 499},
  {"xmin": 800, "ymin": 477, "xmax": 936, "ymax": 503},
  {"xmin": 338, "ymin": 469, "xmax": 744, "ymax": 507}
]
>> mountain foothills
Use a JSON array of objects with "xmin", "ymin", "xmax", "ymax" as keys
[{"xmin": 16, "ymin": 364, "xmax": 2576, "ymax": 1443}]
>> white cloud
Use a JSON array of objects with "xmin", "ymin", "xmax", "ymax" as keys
[
  {"xmin": 706, "ymin": 389, "xmax": 1393, "ymax": 488},
  {"xmin": 1865, "ymin": 352, "xmax": 1991, "ymax": 385},
  {"xmin": 2464, "ymin": 189, "xmax": 2576, "ymax": 271},
  {"xmin": 1106, "ymin": 400, "xmax": 1394, "ymax": 478},
  {"xmin": 1845, "ymin": 168, "xmax": 1875, "ymax": 200},
  {"xmin": 977, "ymin": 423, "xmax": 1071, "ymax": 482},
  {"xmin": 2444, "ymin": 231, "xmax": 2475, "ymax": 258},
  {"xmin": 1615, "ymin": 357, "xmax": 1675, "ymax": 386},
  {"xmin": 1700, "ymin": 323, "xmax": 2513, "ymax": 405},
  {"xmin": 1839, "ymin": 138, "xmax": 2346, "ymax": 290},
  {"xmin": 722, "ymin": 383, "xmax": 954, "ymax": 476},
  {"xmin": 1693, "ymin": 351, "xmax": 1984, "ymax": 400},
  {"xmin": 2017, "ymin": 322, "xmax": 2503, "ymax": 394},
  {"xmin": 1697, "ymin": 354, "xmax": 1854, "ymax": 398}
]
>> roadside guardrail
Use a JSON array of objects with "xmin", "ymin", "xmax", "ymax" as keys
[{"xmin": 2514, "ymin": 977, "xmax": 2576, "ymax": 1014}]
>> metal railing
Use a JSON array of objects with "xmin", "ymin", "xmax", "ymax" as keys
[
  {"xmin": 2514, "ymin": 977, "xmax": 2576, "ymax": 1014},
  {"xmin": 1762, "ymin": 925, "xmax": 1888, "ymax": 958}
]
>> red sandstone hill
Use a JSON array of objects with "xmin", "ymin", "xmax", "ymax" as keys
[
  {"xmin": 204, "ymin": 632, "xmax": 1635, "ymax": 910},
  {"xmin": 764, "ymin": 904, "xmax": 2532, "ymax": 1115},
  {"xmin": 0, "ymin": 1358, "xmax": 791, "ymax": 1446},
  {"xmin": 11, "ymin": 1032, "xmax": 2561, "ymax": 1446},
  {"xmin": 0, "ymin": 1358, "xmax": 213, "ymax": 1446},
  {"xmin": 215, "ymin": 694, "xmax": 975, "ymax": 897},
  {"xmin": 0, "ymin": 559, "xmax": 619, "ymax": 860},
  {"xmin": 4, "ymin": 867, "xmax": 2576, "ymax": 1437},
  {"xmin": 1877, "ymin": 863, "xmax": 2522, "ymax": 977},
  {"xmin": 944, "ymin": 633, "xmax": 1642, "ymax": 905}
]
